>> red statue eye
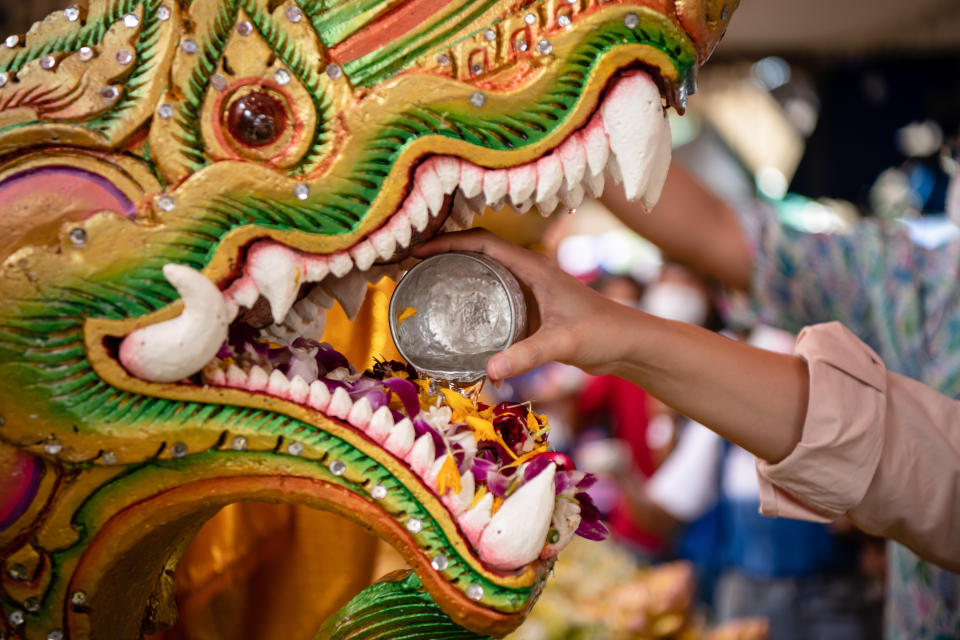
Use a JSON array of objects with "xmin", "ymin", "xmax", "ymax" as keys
[{"xmin": 226, "ymin": 91, "xmax": 287, "ymax": 147}]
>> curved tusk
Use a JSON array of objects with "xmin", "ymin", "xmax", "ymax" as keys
[
  {"xmin": 477, "ymin": 463, "xmax": 556, "ymax": 570},
  {"xmin": 119, "ymin": 264, "xmax": 230, "ymax": 382}
]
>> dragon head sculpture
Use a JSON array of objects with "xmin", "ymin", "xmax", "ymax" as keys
[{"xmin": 0, "ymin": 0, "xmax": 735, "ymax": 637}]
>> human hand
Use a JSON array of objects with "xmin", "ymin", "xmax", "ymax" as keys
[{"xmin": 413, "ymin": 229, "xmax": 638, "ymax": 383}]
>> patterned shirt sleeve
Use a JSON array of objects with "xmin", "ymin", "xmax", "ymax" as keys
[{"xmin": 744, "ymin": 203, "xmax": 960, "ymax": 386}]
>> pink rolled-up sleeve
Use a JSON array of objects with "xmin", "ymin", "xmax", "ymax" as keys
[{"xmin": 755, "ymin": 321, "xmax": 960, "ymax": 572}]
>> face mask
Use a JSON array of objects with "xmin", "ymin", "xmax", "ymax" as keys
[
  {"xmin": 947, "ymin": 170, "xmax": 960, "ymax": 227},
  {"xmin": 641, "ymin": 282, "xmax": 709, "ymax": 326}
]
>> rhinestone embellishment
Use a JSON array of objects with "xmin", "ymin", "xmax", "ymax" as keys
[
  {"xmin": 406, "ymin": 518, "xmax": 423, "ymax": 533},
  {"xmin": 370, "ymin": 484, "xmax": 387, "ymax": 499},
  {"xmin": 69, "ymin": 228, "xmax": 87, "ymax": 248}
]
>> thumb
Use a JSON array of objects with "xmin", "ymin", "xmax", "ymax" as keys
[{"xmin": 487, "ymin": 330, "xmax": 559, "ymax": 381}]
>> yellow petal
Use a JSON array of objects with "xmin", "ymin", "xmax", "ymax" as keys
[
  {"xmin": 398, "ymin": 306, "xmax": 419, "ymax": 323},
  {"xmin": 465, "ymin": 416, "xmax": 517, "ymax": 460},
  {"xmin": 440, "ymin": 388, "xmax": 476, "ymax": 422},
  {"xmin": 436, "ymin": 455, "xmax": 462, "ymax": 495}
]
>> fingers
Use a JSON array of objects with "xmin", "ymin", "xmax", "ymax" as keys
[
  {"xmin": 413, "ymin": 228, "xmax": 549, "ymax": 283},
  {"xmin": 487, "ymin": 330, "xmax": 557, "ymax": 382}
]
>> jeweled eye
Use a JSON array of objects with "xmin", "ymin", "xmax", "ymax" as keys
[{"xmin": 226, "ymin": 91, "xmax": 287, "ymax": 147}]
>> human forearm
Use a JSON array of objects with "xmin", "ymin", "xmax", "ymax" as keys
[
  {"xmin": 601, "ymin": 162, "xmax": 754, "ymax": 290},
  {"xmin": 603, "ymin": 307, "xmax": 808, "ymax": 463}
]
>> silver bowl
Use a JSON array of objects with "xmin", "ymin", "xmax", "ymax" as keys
[{"xmin": 389, "ymin": 252, "xmax": 527, "ymax": 383}]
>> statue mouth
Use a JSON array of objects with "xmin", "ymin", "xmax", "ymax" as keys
[{"xmin": 87, "ymin": 68, "xmax": 665, "ymax": 576}]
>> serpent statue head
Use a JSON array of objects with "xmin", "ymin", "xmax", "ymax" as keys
[{"xmin": 0, "ymin": 0, "xmax": 735, "ymax": 637}]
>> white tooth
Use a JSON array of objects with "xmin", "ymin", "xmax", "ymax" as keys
[
  {"xmin": 307, "ymin": 380, "xmax": 331, "ymax": 411},
  {"xmin": 606, "ymin": 154, "xmax": 622, "ymax": 185},
  {"xmin": 247, "ymin": 242, "xmax": 304, "ymax": 324},
  {"xmin": 406, "ymin": 434, "xmax": 436, "ymax": 478},
  {"xmin": 582, "ymin": 117, "xmax": 609, "ymax": 177},
  {"xmin": 324, "ymin": 272, "xmax": 368, "ymax": 320},
  {"xmin": 558, "ymin": 132, "xmax": 586, "ymax": 189},
  {"xmin": 450, "ymin": 192, "xmax": 477, "ymax": 230},
  {"xmin": 383, "ymin": 416, "xmax": 415, "ymax": 457},
  {"xmin": 585, "ymin": 171, "xmax": 605, "ymax": 198},
  {"xmin": 327, "ymin": 386, "xmax": 352, "ymax": 420},
  {"xmin": 483, "ymin": 169, "xmax": 508, "ymax": 205},
  {"xmin": 459, "ymin": 493, "xmax": 494, "ymax": 547},
  {"xmin": 535, "ymin": 154, "xmax": 563, "ymax": 202},
  {"xmin": 368, "ymin": 407, "xmax": 396, "ymax": 443},
  {"xmin": 415, "ymin": 167, "xmax": 445, "ymax": 215},
  {"xmin": 364, "ymin": 265, "xmax": 392, "ymax": 286},
  {"xmin": 488, "ymin": 197, "xmax": 506, "ymax": 212},
  {"xmin": 601, "ymin": 71, "xmax": 664, "ymax": 201},
  {"xmin": 404, "ymin": 190, "xmax": 429, "ymax": 232},
  {"xmin": 223, "ymin": 298, "xmax": 239, "ymax": 324},
  {"xmin": 118, "ymin": 264, "xmax": 231, "ymax": 383},
  {"xmin": 292, "ymin": 300, "xmax": 326, "ymax": 342},
  {"xmin": 206, "ymin": 367, "xmax": 226, "ymax": 386},
  {"xmin": 306, "ymin": 285, "xmax": 334, "ymax": 309},
  {"xmin": 388, "ymin": 210, "xmax": 413, "ymax": 248},
  {"xmin": 225, "ymin": 275, "xmax": 259, "ymax": 310},
  {"xmin": 371, "ymin": 227, "xmax": 397, "ymax": 261},
  {"xmin": 266, "ymin": 324, "xmax": 295, "ymax": 342},
  {"xmin": 347, "ymin": 396, "xmax": 374, "ymax": 429},
  {"xmin": 478, "ymin": 463, "xmax": 556, "ymax": 570},
  {"xmin": 466, "ymin": 194, "xmax": 486, "ymax": 215},
  {"xmin": 289, "ymin": 375, "xmax": 310, "ymax": 403},
  {"xmin": 350, "ymin": 238, "xmax": 377, "ymax": 271},
  {"xmin": 642, "ymin": 116, "xmax": 673, "ymax": 208},
  {"xmin": 328, "ymin": 251, "xmax": 353, "ymax": 278},
  {"xmin": 426, "ymin": 454, "xmax": 450, "ymax": 485},
  {"xmin": 513, "ymin": 198, "xmax": 534, "ymax": 214},
  {"xmin": 508, "ymin": 164, "xmax": 537, "ymax": 205},
  {"xmin": 537, "ymin": 195, "xmax": 559, "ymax": 216},
  {"xmin": 304, "ymin": 256, "xmax": 329, "ymax": 282},
  {"xmin": 226, "ymin": 364, "xmax": 248, "ymax": 387},
  {"xmin": 443, "ymin": 471, "xmax": 475, "ymax": 516},
  {"xmin": 459, "ymin": 161, "xmax": 484, "ymax": 198},
  {"xmin": 559, "ymin": 182, "xmax": 585, "ymax": 209},
  {"xmin": 433, "ymin": 156, "xmax": 460, "ymax": 193},
  {"xmin": 268, "ymin": 369, "xmax": 290, "ymax": 396},
  {"xmin": 382, "ymin": 263, "xmax": 406, "ymax": 282},
  {"xmin": 248, "ymin": 365, "xmax": 269, "ymax": 391}
]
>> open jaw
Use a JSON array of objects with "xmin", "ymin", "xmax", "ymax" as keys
[{"xmin": 86, "ymin": 68, "xmax": 669, "ymax": 617}]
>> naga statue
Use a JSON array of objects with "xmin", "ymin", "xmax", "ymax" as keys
[{"xmin": 0, "ymin": 0, "xmax": 735, "ymax": 637}]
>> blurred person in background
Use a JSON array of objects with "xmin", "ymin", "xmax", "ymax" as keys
[{"xmin": 596, "ymin": 158, "xmax": 960, "ymax": 638}]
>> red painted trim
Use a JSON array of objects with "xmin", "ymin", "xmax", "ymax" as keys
[{"xmin": 329, "ymin": 0, "xmax": 458, "ymax": 64}]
